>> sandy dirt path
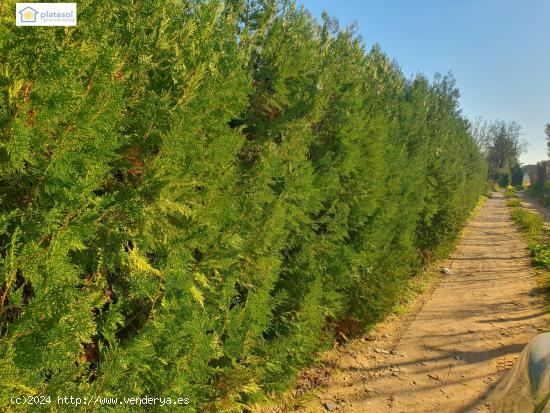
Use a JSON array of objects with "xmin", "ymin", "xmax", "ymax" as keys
[{"xmin": 294, "ymin": 192, "xmax": 550, "ymax": 413}]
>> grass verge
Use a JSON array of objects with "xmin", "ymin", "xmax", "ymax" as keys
[{"xmin": 507, "ymin": 192, "xmax": 550, "ymax": 303}]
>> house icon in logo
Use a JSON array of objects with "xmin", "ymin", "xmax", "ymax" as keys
[{"xmin": 19, "ymin": 6, "xmax": 39, "ymax": 22}]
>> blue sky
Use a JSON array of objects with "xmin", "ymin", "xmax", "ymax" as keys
[{"xmin": 297, "ymin": 0, "xmax": 550, "ymax": 165}]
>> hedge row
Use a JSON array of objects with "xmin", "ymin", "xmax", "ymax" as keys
[{"xmin": 0, "ymin": 0, "xmax": 486, "ymax": 410}]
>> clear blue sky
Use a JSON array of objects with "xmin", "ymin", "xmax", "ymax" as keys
[{"xmin": 298, "ymin": 0, "xmax": 550, "ymax": 165}]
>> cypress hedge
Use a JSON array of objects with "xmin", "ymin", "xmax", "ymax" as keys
[{"xmin": 0, "ymin": 0, "xmax": 487, "ymax": 411}]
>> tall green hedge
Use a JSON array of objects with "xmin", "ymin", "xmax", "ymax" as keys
[{"xmin": 0, "ymin": 0, "xmax": 486, "ymax": 411}]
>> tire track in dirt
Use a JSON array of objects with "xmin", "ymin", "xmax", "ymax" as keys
[{"xmin": 294, "ymin": 192, "xmax": 550, "ymax": 412}]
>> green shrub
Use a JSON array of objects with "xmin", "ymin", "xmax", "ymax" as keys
[
  {"xmin": 507, "ymin": 198, "xmax": 522, "ymax": 208},
  {"xmin": 0, "ymin": 1, "xmax": 487, "ymax": 410},
  {"xmin": 527, "ymin": 181, "xmax": 550, "ymax": 205},
  {"xmin": 504, "ymin": 187, "xmax": 517, "ymax": 198},
  {"xmin": 489, "ymin": 182, "xmax": 501, "ymax": 192},
  {"xmin": 511, "ymin": 207, "xmax": 550, "ymax": 270},
  {"xmin": 511, "ymin": 208, "xmax": 544, "ymax": 235},
  {"xmin": 527, "ymin": 180, "xmax": 544, "ymax": 196},
  {"xmin": 531, "ymin": 243, "xmax": 550, "ymax": 269},
  {"xmin": 498, "ymin": 172, "xmax": 512, "ymax": 188},
  {"xmin": 511, "ymin": 164, "xmax": 524, "ymax": 188}
]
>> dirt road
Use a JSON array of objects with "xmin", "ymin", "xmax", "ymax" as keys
[{"xmin": 296, "ymin": 192, "xmax": 550, "ymax": 412}]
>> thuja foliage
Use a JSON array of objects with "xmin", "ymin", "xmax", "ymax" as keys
[{"xmin": 0, "ymin": 0, "xmax": 486, "ymax": 410}]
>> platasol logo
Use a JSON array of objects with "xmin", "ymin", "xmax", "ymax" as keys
[{"xmin": 16, "ymin": 3, "xmax": 77, "ymax": 26}]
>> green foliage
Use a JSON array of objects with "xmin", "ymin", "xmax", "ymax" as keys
[
  {"xmin": 510, "ymin": 206, "xmax": 550, "ymax": 269},
  {"xmin": 511, "ymin": 163, "xmax": 524, "ymax": 188},
  {"xmin": 484, "ymin": 120, "xmax": 524, "ymax": 182},
  {"xmin": 511, "ymin": 208, "xmax": 544, "ymax": 235},
  {"xmin": 497, "ymin": 170, "xmax": 512, "ymax": 188},
  {"xmin": 527, "ymin": 180, "xmax": 550, "ymax": 207},
  {"xmin": 510, "ymin": 199, "xmax": 550, "ymax": 305},
  {"xmin": 507, "ymin": 198, "xmax": 522, "ymax": 208},
  {"xmin": 489, "ymin": 182, "xmax": 501, "ymax": 192},
  {"xmin": 0, "ymin": 1, "xmax": 487, "ymax": 410},
  {"xmin": 530, "ymin": 243, "xmax": 550, "ymax": 269},
  {"xmin": 504, "ymin": 187, "xmax": 517, "ymax": 198}
]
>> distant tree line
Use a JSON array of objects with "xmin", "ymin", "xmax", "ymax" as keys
[
  {"xmin": 0, "ymin": 0, "xmax": 487, "ymax": 410},
  {"xmin": 471, "ymin": 118, "xmax": 525, "ymax": 187}
]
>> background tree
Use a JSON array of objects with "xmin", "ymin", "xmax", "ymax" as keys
[
  {"xmin": 511, "ymin": 164, "xmax": 524, "ymax": 187},
  {"xmin": 486, "ymin": 120, "xmax": 526, "ymax": 185},
  {"xmin": 469, "ymin": 116, "xmax": 492, "ymax": 155}
]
